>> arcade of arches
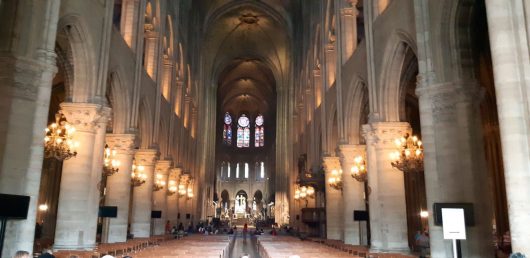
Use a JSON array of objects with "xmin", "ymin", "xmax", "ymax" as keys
[{"xmin": 0, "ymin": 0, "xmax": 529, "ymax": 257}]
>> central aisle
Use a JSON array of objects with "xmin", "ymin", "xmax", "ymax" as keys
[{"xmin": 228, "ymin": 232, "xmax": 261, "ymax": 258}]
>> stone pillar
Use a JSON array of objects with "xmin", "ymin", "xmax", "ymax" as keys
[
  {"xmin": 167, "ymin": 167, "xmax": 182, "ymax": 226},
  {"xmin": 0, "ymin": 2, "xmax": 60, "ymax": 256},
  {"xmin": 153, "ymin": 160, "xmax": 172, "ymax": 235},
  {"xmin": 485, "ymin": 0, "xmax": 530, "ymax": 254},
  {"xmin": 104, "ymin": 134, "xmax": 135, "ymax": 243},
  {"xmin": 323, "ymin": 156, "xmax": 343, "ymax": 240},
  {"xmin": 54, "ymin": 103, "xmax": 105, "ymax": 250},
  {"xmin": 416, "ymin": 83, "xmax": 494, "ymax": 257},
  {"xmin": 131, "ymin": 149, "xmax": 158, "ymax": 238},
  {"xmin": 161, "ymin": 59, "xmax": 173, "ymax": 101},
  {"xmin": 325, "ymin": 42, "xmax": 336, "ymax": 87},
  {"xmin": 143, "ymin": 31, "xmax": 158, "ymax": 79},
  {"xmin": 362, "ymin": 122, "xmax": 410, "ymax": 252},
  {"xmin": 120, "ymin": 0, "xmax": 141, "ymax": 50},
  {"xmin": 341, "ymin": 2, "xmax": 359, "ymax": 62},
  {"xmin": 339, "ymin": 144, "xmax": 367, "ymax": 245}
]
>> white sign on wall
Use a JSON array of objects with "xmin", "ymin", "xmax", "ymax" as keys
[{"xmin": 442, "ymin": 208, "xmax": 467, "ymax": 240}]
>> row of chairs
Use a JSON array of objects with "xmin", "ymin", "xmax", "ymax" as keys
[
  {"xmin": 132, "ymin": 234, "xmax": 233, "ymax": 258},
  {"xmin": 310, "ymin": 238, "xmax": 417, "ymax": 258},
  {"xmin": 257, "ymin": 236, "xmax": 364, "ymax": 258},
  {"xmin": 51, "ymin": 235, "xmax": 170, "ymax": 258}
]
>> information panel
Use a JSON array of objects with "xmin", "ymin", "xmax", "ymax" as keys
[{"xmin": 442, "ymin": 208, "xmax": 466, "ymax": 240}]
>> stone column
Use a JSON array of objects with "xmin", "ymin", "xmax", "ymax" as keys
[
  {"xmin": 0, "ymin": 1, "xmax": 60, "ymax": 255},
  {"xmin": 143, "ymin": 31, "xmax": 159, "ymax": 79},
  {"xmin": 167, "ymin": 167, "xmax": 182, "ymax": 226},
  {"xmin": 120, "ymin": 0, "xmax": 141, "ymax": 50},
  {"xmin": 341, "ymin": 1, "xmax": 359, "ymax": 62},
  {"xmin": 485, "ymin": 0, "xmax": 530, "ymax": 254},
  {"xmin": 362, "ymin": 122, "xmax": 410, "ymax": 252},
  {"xmin": 339, "ymin": 144, "xmax": 367, "ymax": 245},
  {"xmin": 104, "ymin": 134, "xmax": 135, "ymax": 243},
  {"xmin": 131, "ymin": 149, "xmax": 158, "ymax": 238},
  {"xmin": 325, "ymin": 42, "xmax": 336, "ymax": 87},
  {"xmin": 152, "ymin": 160, "xmax": 172, "ymax": 235},
  {"xmin": 54, "ymin": 103, "xmax": 105, "ymax": 250},
  {"xmin": 323, "ymin": 156, "xmax": 343, "ymax": 240},
  {"xmin": 416, "ymin": 83, "xmax": 494, "ymax": 257}
]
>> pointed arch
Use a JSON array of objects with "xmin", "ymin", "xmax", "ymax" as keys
[{"xmin": 56, "ymin": 15, "xmax": 97, "ymax": 103}]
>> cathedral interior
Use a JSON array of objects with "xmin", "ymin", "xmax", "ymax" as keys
[{"xmin": 0, "ymin": 0, "xmax": 529, "ymax": 257}]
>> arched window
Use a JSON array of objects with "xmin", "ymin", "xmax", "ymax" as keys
[
  {"xmin": 236, "ymin": 163, "xmax": 240, "ymax": 178},
  {"xmin": 244, "ymin": 163, "xmax": 249, "ymax": 178},
  {"xmin": 260, "ymin": 162, "xmax": 265, "ymax": 178},
  {"xmin": 255, "ymin": 114, "xmax": 264, "ymax": 147},
  {"xmin": 227, "ymin": 162, "xmax": 231, "ymax": 178},
  {"xmin": 223, "ymin": 112, "xmax": 232, "ymax": 145},
  {"xmin": 237, "ymin": 114, "xmax": 250, "ymax": 148},
  {"xmin": 220, "ymin": 162, "xmax": 224, "ymax": 179}
]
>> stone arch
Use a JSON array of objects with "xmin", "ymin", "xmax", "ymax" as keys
[
  {"xmin": 378, "ymin": 30, "xmax": 418, "ymax": 122},
  {"xmin": 107, "ymin": 70, "xmax": 131, "ymax": 134},
  {"xmin": 56, "ymin": 15, "xmax": 97, "ymax": 103},
  {"xmin": 344, "ymin": 76, "xmax": 368, "ymax": 144},
  {"xmin": 442, "ymin": 0, "xmax": 477, "ymax": 81}
]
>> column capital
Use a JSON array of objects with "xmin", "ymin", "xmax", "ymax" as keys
[
  {"xmin": 313, "ymin": 68, "xmax": 321, "ymax": 77},
  {"xmin": 326, "ymin": 42, "xmax": 335, "ymax": 52},
  {"xmin": 155, "ymin": 160, "xmax": 173, "ymax": 174},
  {"xmin": 169, "ymin": 167, "xmax": 182, "ymax": 178},
  {"xmin": 341, "ymin": 7, "xmax": 358, "ymax": 17},
  {"xmin": 416, "ymin": 81, "xmax": 483, "ymax": 115},
  {"xmin": 106, "ymin": 134, "xmax": 136, "ymax": 155},
  {"xmin": 322, "ymin": 156, "xmax": 341, "ymax": 172},
  {"xmin": 362, "ymin": 122, "xmax": 411, "ymax": 148},
  {"xmin": 338, "ymin": 144, "xmax": 366, "ymax": 164},
  {"xmin": 60, "ymin": 102, "xmax": 105, "ymax": 132},
  {"xmin": 134, "ymin": 149, "xmax": 159, "ymax": 166}
]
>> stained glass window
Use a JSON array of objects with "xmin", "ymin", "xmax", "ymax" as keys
[
  {"xmin": 227, "ymin": 162, "xmax": 231, "ymax": 178},
  {"xmin": 223, "ymin": 112, "xmax": 232, "ymax": 145},
  {"xmin": 255, "ymin": 114, "xmax": 265, "ymax": 147},
  {"xmin": 236, "ymin": 163, "xmax": 240, "ymax": 178},
  {"xmin": 260, "ymin": 162, "xmax": 265, "ymax": 178},
  {"xmin": 237, "ymin": 114, "xmax": 250, "ymax": 148}
]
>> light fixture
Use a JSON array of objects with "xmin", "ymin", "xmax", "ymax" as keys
[
  {"xmin": 167, "ymin": 179, "xmax": 177, "ymax": 196},
  {"xmin": 43, "ymin": 113, "xmax": 78, "ymax": 160},
  {"xmin": 420, "ymin": 210, "xmax": 429, "ymax": 218},
  {"xmin": 103, "ymin": 144, "xmax": 120, "ymax": 176},
  {"xmin": 328, "ymin": 169, "xmax": 343, "ymax": 190},
  {"xmin": 38, "ymin": 204, "xmax": 49, "ymax": 212},
  {"xmin": 351, "ymin": 155, "xmax": 367, "ymax": 182},
  {"xmin": 131, "ymin": 160, "xmax": 147, "ymax": 187},
  {"xmin": 153, "ymin": 173, "xmax": 166, "ymax": 191},
  {"xmin": 294, "ymin": 184, "xmax": 315, "ymax": 208},
  {"xmin": 390, "ymin": 133, "xmax": 424, "ymax": 173}
]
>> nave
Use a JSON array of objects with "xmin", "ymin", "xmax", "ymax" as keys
[{"xmin": 1, "ymin": 0, "xmax": 530, "ymax": 258}]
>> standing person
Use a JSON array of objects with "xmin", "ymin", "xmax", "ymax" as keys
[
  {"xmin": 243, "ymin": 223, "xmax": 248, "ymax": 238},
  {"xmin": 37, "ymin": 249, "xmax": 55, "ymax": 258},
  {"xmin": 165, "ymin": 220, "xmax": 171, "ymax": 234}
]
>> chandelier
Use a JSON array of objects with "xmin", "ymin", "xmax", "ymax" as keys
[
  {"xmin": 187, "ymin": 185, "xmax": 194, "ymax": 199},
  {"xmin": 351, "ymin": 155, "xmax": 367, "ymax": 182},
  {"xmin": 328, "ymin": 169, "xmax": 343, "ymax": 190},
  {"xmin": 390, "ymin": 133, "xmax": 424, "ymax": 173},
  {"xmin": 131, "ymin": 161, "xmax": 147, "ymax": 187},
  {"xmin": 44, "ymin": 113, "xmax": 78, "ymax": 160},
  {"xmin": 294, "ymin": 185, "xmax": 315, "ymax": 200},
  {"xmin": 103, "ymin": 144, "xmax": 120, "ymax": 176},
  {"xmin": 167, "ymin": 179, "xmax": 177, "ymax": 196},
  {"xmin": 153, "ymin": 173, "xmax": 166, "ymax": 191}
]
